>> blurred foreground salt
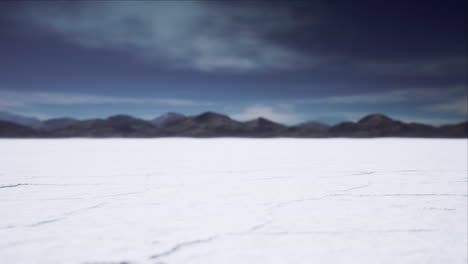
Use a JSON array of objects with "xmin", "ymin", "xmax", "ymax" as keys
[{"xmin": 0, "ymin": 138, "xmax": 467, "ymax": 264}]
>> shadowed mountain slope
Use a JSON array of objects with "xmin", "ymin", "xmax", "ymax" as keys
[
  {"xmin": 0, "ymin": 120, "xmax": 40, "ymax": 137},
  {"xmin": 438, "ymin": 121, "xmax": 468, "ymax": 138},
  {"xmin": 32, "ymin": 118, "xmax": 79, "ymax": 131},
  {"xmin": 329, "ymin": 114, "xmax": 466, "ymax": 137},
  {"xmin": 50, "ymin": 115, "xmax": 158, "ymax": 137},
  {"xmin": 286, "ymin": 121, "xmax": 330, "ymax": 137}
]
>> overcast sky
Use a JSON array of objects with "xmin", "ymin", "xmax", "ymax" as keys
[{"xmin": 0, "ymin": 0, "xmax": 466, "ymax": 124}]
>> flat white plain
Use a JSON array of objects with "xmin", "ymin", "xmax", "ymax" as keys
[{"xmin": 0, "ymin": 138, "xmax": 467, "ymax": 264}]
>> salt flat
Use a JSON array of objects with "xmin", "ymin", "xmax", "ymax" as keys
[{"xmin": 0, "ymin": 138, "xmax": 466, "ymax": 264}]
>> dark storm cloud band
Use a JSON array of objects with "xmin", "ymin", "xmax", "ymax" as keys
[
  {"xmin": 10, "ymin": 0, "xmax": 467, "ymax": 77},
  {"xmin": 16, "ymin": 1, "xmax": 309, "ymax": 72}
]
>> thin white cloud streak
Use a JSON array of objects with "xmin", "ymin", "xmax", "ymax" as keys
[
  {"xmin": 0, "ymin": 90, "xmax": 213, "ymax": 107},
  {"xmin": 231, "ymin": 105, "xmax": 300, "ymax": 124},
  {"xmin": 2, "ymin": 110, "xmax": 50, "ymax": 120},
  {"xmin": 18, "ymin": 1, "xmax": 308, "ymax": 72},
  {"xmin": 428, "ymin": 96, "xmax": 468, "ymax": 115},
  {"xmin": 295, "ymin": 87, "xmax": 464, "ymax": 104}
]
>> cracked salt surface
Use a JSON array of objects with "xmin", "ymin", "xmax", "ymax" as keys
[{"xmin": 0, "ymin": 138, "xmax": 466, "ymax": 264}]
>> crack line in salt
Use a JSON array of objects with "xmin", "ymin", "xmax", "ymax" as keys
[
  {"xmin": 0, "ymin": 184, "xmax": 29, "ymax": 189},
  {"xmin": 149, "ymin": 236, "xmax": 217, "ymax": 260},
  {"xmin": 341, "ymin": 183, "xmax": 371, "ymax": 192}
]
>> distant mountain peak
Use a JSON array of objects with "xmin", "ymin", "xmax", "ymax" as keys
[
  {"xmin": 255, "ymin": 117, "xmax": 275, "ymax": 123},
  {"xmin": 194, "ymin": 112, "xmax": 231, "ymax": 122},
  {"xmin": 107, "ymin": 114, "xmax": 137, "ymax": 120},
  {"xmin": 198, "ymin": 111, "xmax": 225, "ymax": 117},
  {"xmin": 164, "ymin": 112, "xmax": 184, "ymax": 117},
  {"xmin": 358, "ymin": 113, "xmax": 394, "ymax": 124},
  {"xmin": 150, "ymin": 112, "xmax": 186, "ymax": 128}
]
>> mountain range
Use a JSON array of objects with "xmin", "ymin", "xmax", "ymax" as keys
[{"xmin": 0, "ymin": 111, "xmax": 466, "ymax": 138}]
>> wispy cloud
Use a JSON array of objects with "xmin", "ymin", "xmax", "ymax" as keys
[
  {"xmin": 0, "ymin": 110, "xmax": 50, "ymax": 120},
  {"xmin": 16, "ymin": 1, "xmax": 309, "ymax": 72},
  {"xmin": 428, "ymin": 96, "xmax": 468, "ymax": 115},
  {"xmin": 355, "ymin": 57, "xmax": 467, "ymax": 76},
  {"xmin": 309, "ymin": 111, "xmax": 370, "ymax": 122},
  {"xmin": 0, "ymin": 90, "xmax": 213, "ymax": 108},
  {"xmin": 296, "ymin": 87, "xmax": 464, "ymax": 104},
  {"xmin": 231, "ymin": 105, "xmax": 300, "ymax": 124}
]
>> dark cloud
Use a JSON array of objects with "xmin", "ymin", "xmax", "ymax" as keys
[
  {"xmin": 3, "ymin": 0, "xmax": 466, "ymax": 75},
  {"xmin": 9, "ymin": 1, "xmax": 317, "ymax": 72},
  {"xmin": 0, "ymin": 0, "xmax": 466, "ymax": 124}
]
